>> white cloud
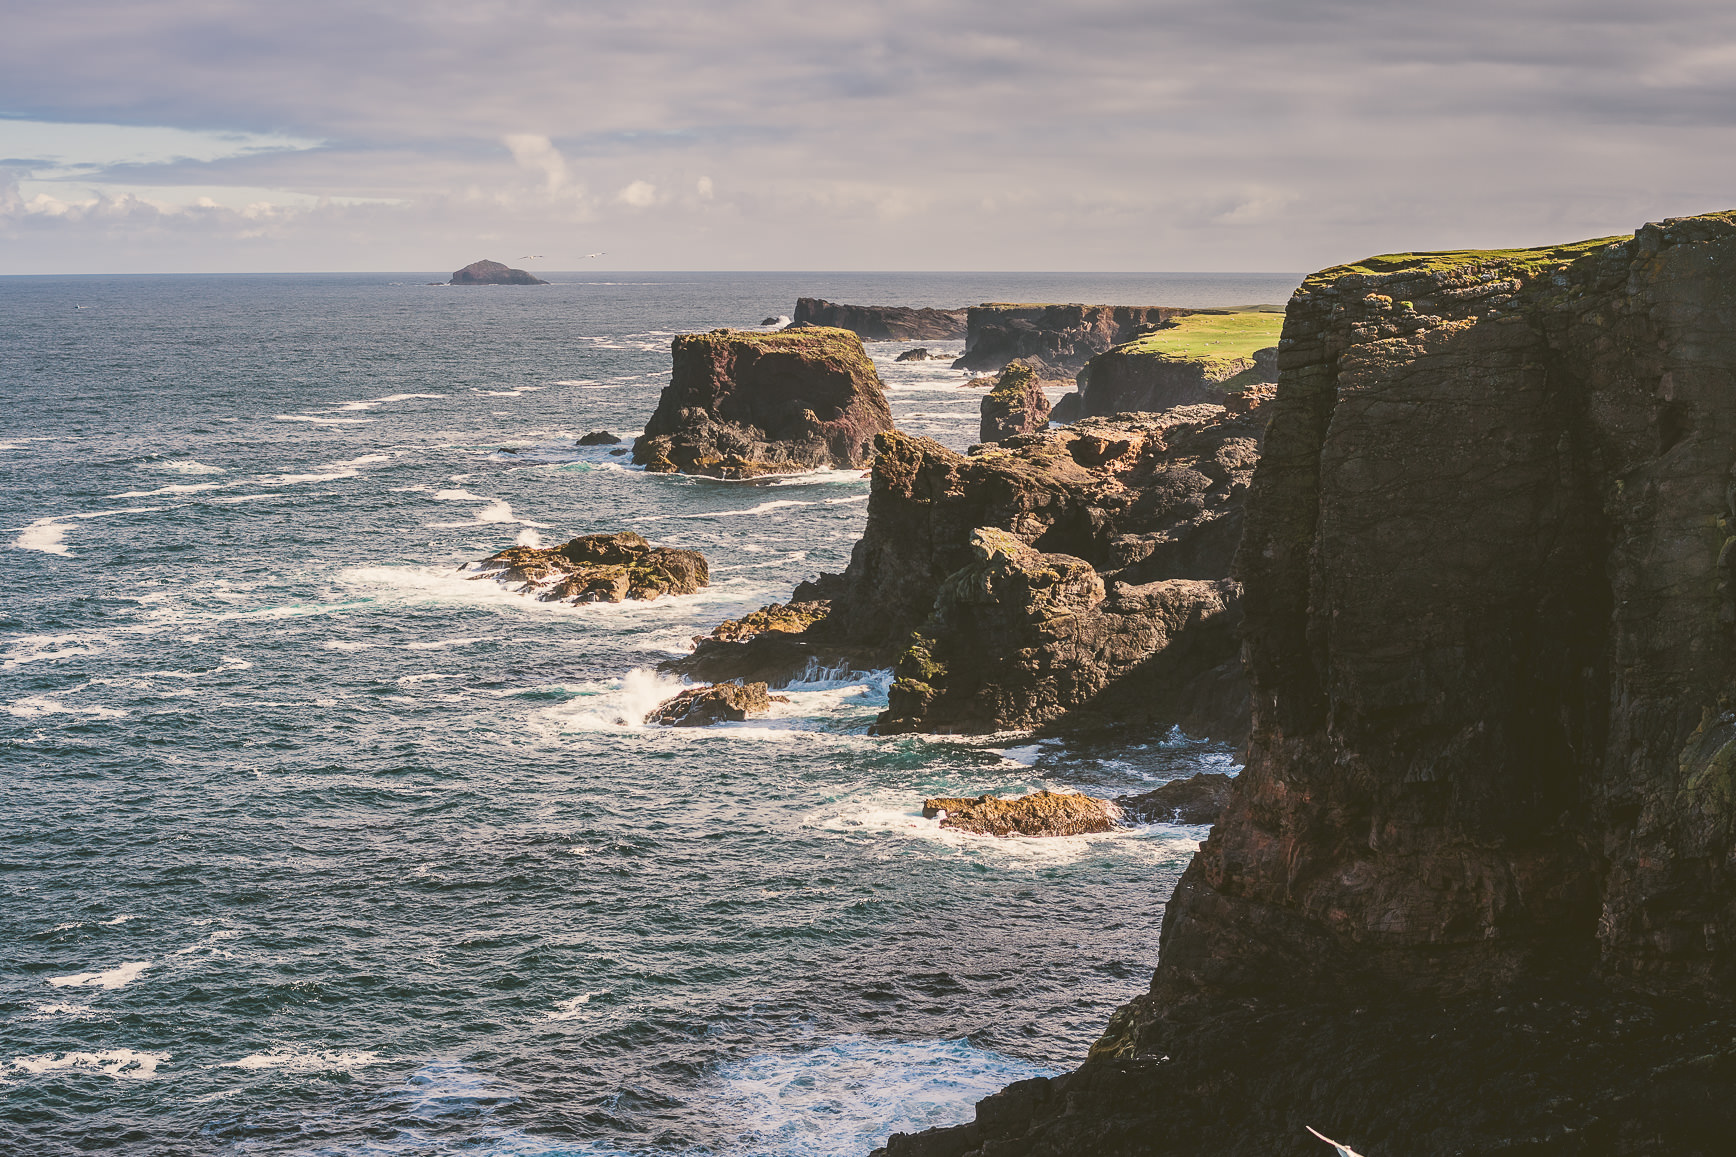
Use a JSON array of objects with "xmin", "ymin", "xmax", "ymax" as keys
[
  {"xmin": 616, "ymin": 179, "xmax": 657, "ymax": 208},
  {"xmin": 696, "ymin": 175, "xmax": 713, "ymax": 199},
  {"xmin": 503, "ymin": 132, "xmax": 573, "ymax": 196}
]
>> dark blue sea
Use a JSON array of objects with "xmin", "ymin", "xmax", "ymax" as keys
[{"xmin": 1, "ymin": 271, "xmax": 1299, "ymax": 1156}]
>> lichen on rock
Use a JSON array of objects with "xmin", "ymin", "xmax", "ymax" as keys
[
  {"xmin": 645, "ymin": 681, "xmax": 786, "ymax": 726},
  {"xmin": 921, "ymin": 790, "xmax": 1118, "ymax": 837},
  {"xmin": 470, "ymin": 531, "xmax": 707, "ymax": 603},
  {"xmin": 977, "ymin": 361, "xmax": 1053, "ymax": 444}
]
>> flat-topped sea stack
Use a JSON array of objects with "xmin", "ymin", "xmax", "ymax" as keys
[
  {"xmin": 883, "ymin": 211, "xmax": 1736, "ymax": 1154},
  {"xmin": 977, "ymin": 361, "xmax": 1052, "ymax": 444},
  {"xmin": 791, "ymin": 297, "xmax": 967, "ymax": 341},
  {"xmin": 449, "ymin": 259, "xmax": 547, "ymax": 285},
  {"xmin": 1064, "ymin": 308, "xmax": 1282, "ymax": 417},
  {"xmin": 632, "ymin": 327, "xmax": 895, "ymax": 479},
  {"xmin": 470, "ymin": 531, "xmax": 706, "ymax": 603},
  {"xmin": 953, "ymin": 303, "xmax": 1194, "ymax": 375}
]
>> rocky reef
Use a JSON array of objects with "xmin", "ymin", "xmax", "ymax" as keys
[
  {"xmin": 880, "ymin": 211, "xmax": 1736, "ymax": 1154},
  {"xmin": 922, "ymin": 790, "xmax": 1118, "ymax": 837},
  {"xmin": 631, "ymin": 327, "xmax": 895, "ymax": 478},
  {"xmin": 1065, "ymin": 309, "xmax": 1282, "ymax": 418},
  {"xmin": 977, "ymin": 362, "xmax": 1052, "ymax": 444},
  {"xmin": 953, "ymin": 304, "xmax": 1193, "ymax": 375},
  {"xmin": 645, "ymin": 681, "xmax": 785, "ymax": 726},
  {"xmin": 449, "ymin": 259, "xmax": 546, "ymax": 285},
  {"xmin": 470, "ymin": 532, "xmax": 707, "ymax": 603},
  {"xmin": 792, "ymin": 297, "xmax": 967, "ymax": 340}
]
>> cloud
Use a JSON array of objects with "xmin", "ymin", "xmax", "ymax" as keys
[
  {"xmin": 502, "ymin": 132, "xmax": 573, "ymax": 196},
  {"xmin": 616, "ymin": 180, "xmax": 658, "ymax": 208},
  {"xmin": 696, "ymin": 175, "xmax": 713, "ymax": 199}
]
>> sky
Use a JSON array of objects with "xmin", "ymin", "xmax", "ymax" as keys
[{"xmin": 4, "ymin": 0, "xmax": 1736, "ymax": 274}]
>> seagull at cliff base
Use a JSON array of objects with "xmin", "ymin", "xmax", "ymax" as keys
[{"xmin": 1307, "ymin": 1127, "xmax": 1367, "ymax": 1157}]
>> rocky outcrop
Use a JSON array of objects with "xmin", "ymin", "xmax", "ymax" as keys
[
  {"xmin": 450, "ymin": 259, "xmax": 547, "ymax": 285},
  {"xmin": 921, "ymin": 790, "xmax": 1118, "ymax": 837},
  {"xmin": 895, "ymin": 347, "xmax": 939, "ymax": 362},
  {"xmin": 953, "ymin": 304, "xmax": 1193, "ymax": 375},
  {"xmin": 792, "ymin": 298, "xmax": 967, "ymax": 341},
  {"xmin": 977, "ymin": 362, "xmax": 1052, "ymax": 444},
  {"xmin": 470, "ymin": 532, "xmax": 707, "ymax": 603},
  {"xmin": 1113, "ymin": 771, "xmax": 1235, "ymax": 825},
  {"xmin": 645, "ymin": 681, "xmax": 785, "ymax": 726},
  {"xmin": 631, "ymin": 327, "xmax": 895, "ymax": 478},
  {"xmin": 879, "ymin": 211, "xmax": 1736, "ymax": 1154},
  {"xmin": 577, "ymin": 430, "xmax": 621, "ymax": 445},
  {"xmin": 1068, "ymin": 311, "xmax": 1282, "ymax": 418}
]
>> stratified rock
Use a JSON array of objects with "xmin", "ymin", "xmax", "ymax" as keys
[
  {"xmin": 631, "ymin": 327, "xmax": 895, "ymax": 478},
  {"xmin": 894, "ymin": 347, "xmax": 934, "ymax": 362},
  {"xmin": 577, "ymin": 430, "xmax": 621, "ymax": 445},
  {"xmin": 952, "ymin": 303, "xmax": 1194, "ymax": 374},
  {"xmin": 449, "ymin": 259, "xmax": 547, "ymax": 285},
  {"xmin": 471, "ymin": 531, "xmax": 707, "ymax": 603},
  {"xmin": 1113, "ymin": 771, "xmax": 1235, "ymax": 825},
  {"xmin": 977, "ymin": 361, "xmax": 1052, "ymax": 443},
  {"xmin": 793, "ymin": 298, "xmax": 967, "ymax": 340},
  {"xmin": 921, "ymin": 790, "xmax": 1117, "ymax": 837},
  {"xmin": 1077, "ymin": 311, "xmax": 1282, "ymax": 417},
  {"xmin": 645, "ymin": 681, "xmax": 785, "ymax": 726},
  {"xmin": 883, "ymin": 210, "xmax": 1736, "ymax": 1156}
]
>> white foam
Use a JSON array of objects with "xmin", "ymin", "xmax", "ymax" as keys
[
  {"xmin": 273, "ymin": 414, "xmax": 374, "ymax": 425},
  {"xmin": 157, "ymin": 460, "xmax": 224, "ymax": 474},
  {"xmin": 220, "ymin": 1047, "xmax": 380, "ymax": 1073},
  {"xmin": 13, "ymin": 520, "xmax": 69, "ymax": 555},
  {"xmin": 9, "ymin": 1049, "xmax": 167, "ymax": 1079},
  {"xmin": 47, "ymin": 960, "xmax": 152, "ymax": 989},
  {"xmin": 545, "ymin": 668, "xmax": 688, "ymax": 730},
  {"xmin": 515, "ymin": 528, "xmax": 543, "ymax": 547},
  {"xmin": 106, "ymin": 482, "xmax": 223, "ymax": 498},
  {"xmin": 209, "ymin": 493, "xmax": 285, "ymax": 504},
  {"xmin": 7, "ymin": 697, "xmax": 127, "ymax": 720},
  {"xmin": 100, "ymin": 915, "xmax": 134, "ymax": 925},
  {"xmin": 545, "ymin": 991, "xmax": 608, "ymax": 1021},
  {"xmin": 267, "ymin": 470, "xmax": 359, "ymax": 484},
  {"xmin": 403, "ymin": 638, "xmax": 485, "ymax": 650}
]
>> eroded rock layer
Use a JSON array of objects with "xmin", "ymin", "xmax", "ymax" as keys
[
  {"xmin": 792, "ymin": 297, "xmax": 967, "ymax": 340},
  {"xmin": 953, "ymin": 303, "xmax": 1192, "ymax": 375},
  {"xmin": 977, "ymin": 362, "xmax": 1053, "ymax": 444},
  {"xmin": 632, "ymin": 327, "xmax": 895, "ymax": 478}
]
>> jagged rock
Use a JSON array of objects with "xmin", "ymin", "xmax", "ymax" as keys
[
  {"xmin": 645, "ymin": 681, "xmax": 786, "ymax": 726},
  {"xmin": 1077, "ymin": 311, "xmax": 1282, "ymax": 417},
  {"xmin": 895, "ymin": 347, "xmax": 936, "ymax": 362},
  {"xmin": 882, "ymin": 210, "xmax": 1736, "ymax": 1156},
  {"xmin": 1113, "ymin": 771, "xmax": 1235, "ymax": 825},
  {"xmin": 792, "ymin": 298, "xmax": 967, "ymax": 340},
  {"xmin": 953, "ymin": 303, "xmax": 1194, "ymax": 374},
  {"xmin": 978, "ymin": 362, "xmax": 1053, "ymax": 444},
  {"xmin": 449, "ymin": 259, "xmax": 547, "ymax": 285},
  {"xmin": 631, "ymin": 327, "xmax": 895, "ymax": 478},
  {"xmin": 921, "ymin": 790, "xmax": 1118, "ymax": 837},
  {"xmin": 696, "ymin": 601, "xmax": 830, "ymax": 645},
  {"xmin": 577, "ymin": 430, "xmax": 621, "ymax": 445},
  {"xmin": 470, "ymin": 531, "xmax": 707, "ymax": 603}
]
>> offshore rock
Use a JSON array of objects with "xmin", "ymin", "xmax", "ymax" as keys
[
  {"xmin": 1112, "ymin": 771, "xmax": 1235, "ymax": 826},
  {"xmin": 977, "ymin": 362, "xmax": 1052, "ymax": 444},
  {"xmin": 895, "ymin": 347, "xmax": 939, "ymax": 362},
  {"xmin": 792, "ymin": 297, "xmax": 967, "ymax": 341},
  {"xmin": 645, "ymin": 681, "xmax": 784, "ymax": 726},
  {"xmin": 449, "ymin": 259, "xmax": 547, "ymax": 285},
  {"xmin": 921, "ymin": 790, "xmax": 1118, "ymax": 837},
  {"xmin": 1073, "ymin": 311, "xmax": 1282, "ymax": 418},
  {"xmin": 471, "ymin": 531, "xmax": 707, "ymax": 603},
  {"xmin": 577, "ymin": 430, "xmax": 621, "ymax": 445},
  {"xmin": 953, "ymin": 303, "xmax": 1193, "ymax": 374},
  {"xmin": 631, "ymin": 327, "xmax": 895, "ymax": 478},
  {"xmin": 881, "ymin": 210, "xmax": 1736, "ymax": 1154}
]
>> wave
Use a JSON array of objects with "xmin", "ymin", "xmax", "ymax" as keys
[
  {"xmin": 106, "ymin": 482, "xmax": 224, "ymax": 498},
  {"xmin": 6, "ymin": 696, "xmax": 128, "ymax": 720},
  {"xmin": 155, "ymin": 459, "xmax": 225, "ymax": 474},
  {"xmin": 46, "ymin": 960, "xmax": 152, "ymax": 989},
  {"xmin": 9, "ymin": 1049, "xmax": 168, "ymax": 1080},
  {"xmin": 220, "ymin": 1047, "xmax": 381, "ymax": 1073}
]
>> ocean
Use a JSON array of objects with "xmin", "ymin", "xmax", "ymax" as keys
[{"xmin": 1, "ymin": 270, "xmax": 1299, "ymax": 1156}]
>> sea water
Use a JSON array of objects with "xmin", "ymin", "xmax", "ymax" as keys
[{"xmin": 0, "ymin": 271, "xmax": 1296, "ymax": 1155}]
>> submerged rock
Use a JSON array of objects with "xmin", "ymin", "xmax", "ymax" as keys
[
  {"xmin": 1113, "ymin": 771, "xmax": 1234, "ymax": 825},
  {"xmin": 471, "ymin": 531, "xmax": 707, "ymax": 603},
  {"xmin": 577, "ymin": 430, "xmax": 621, "ymax": 445},
  {"xmin": 921, "ymin": 790, "xmax": 1117, "ymax": 837},
  {"xmin": 977, "ymin": 361, "xmax": 1052, "ymax": 444},
  {"xmin": 792, "ymin": 298, "xmax": 967, "ymax": 341},
  {"xmin": 449, "ymin": 259, "xmax": 547, "ymax": 285},
  {"xmin": 645, "ymin": 681, "xmax": 785, "ymax": 726},
  {"xmin": 631, "ymin": 327, "xmax": 895, "ymax": 478}
]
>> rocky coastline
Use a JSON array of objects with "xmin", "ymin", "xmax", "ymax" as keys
[{"xmin": 791, "ymin": 296, "xmax": 967, "ymax": 340}]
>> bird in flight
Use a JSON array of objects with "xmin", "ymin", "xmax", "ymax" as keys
[
  {"xmin": 1306, "ymin": 1127, "xmax": 1366, "ymax": 1157},
  {"xmin": 583, "ymin": 252, "xmax": 606, "ymax": 259},
  {"xmin": 518, "ymin": 255, "xmax": 544, "ymax": 260}
]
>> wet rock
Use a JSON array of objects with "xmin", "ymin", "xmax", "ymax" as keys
[
  {"xmin": 894, "ymin": 347, "xmax": 935, "ymax": 362},
  {"xmin": 645, "ymin": 681, "xmax": 786, "ymax": 726},
  {"xmin": 1113, "ymin": 771, "xmax": 1234, "ymax": 825},
  {"xmin": 577, "ymin": 430, "xmax": 621, "ymax": 445},
  {"xmin": 977, "ymin": 362, "xmax": 1052, "ymax": 444},
  {"xmin": 921, "ymin": 790, "xmax": 1117, "ymax": 837},
  {"xmin": 697, "ymin": 601, "xmax": 830, "ymax": 645},
  {"xmin": 760, "ymin": 316, "xmax": 780, "ymax": 326},
  {"xmin": 449, "ymin": 259, "xmax": 547, "ymax": 285},
  {"xmin": 471, "ymin": 531, "xmax": 707, "ymax": 603},
  {"xmin": 793, "ymin": 298, "xmax": 967, "ymax": 341},
  {"xmin": 631, "ymin": 327, "xmax": 895, "ymax": 478}
]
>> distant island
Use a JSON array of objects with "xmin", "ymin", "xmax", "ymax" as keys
[{"xmin": 448, "ymin": 259, "xmax": 547, "ymax": 285}]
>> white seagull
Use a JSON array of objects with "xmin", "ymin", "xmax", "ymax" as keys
[
  {"xmin": 1307, "ymin": 1127, "xmax": 1367, "ymax": 1157},
  {"xmin": 583, "ymin": 252, "xmax": 606, "ymax": 259}
]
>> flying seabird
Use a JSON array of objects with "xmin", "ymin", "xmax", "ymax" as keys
[
  {"xmin": 1306, "ymin": 1127, "xmax": 1367, "ymax": 1157},
  {"xmin": 583, "ymin": 252, "xmax": 606, "ymax": 259}
]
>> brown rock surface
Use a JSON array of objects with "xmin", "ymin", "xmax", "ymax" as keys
[
  {"xmin": 953, "ymin": 304, "xmax": 1193, "ymax": 374},
  {"xmin": 977, "ymin": 362, "xmax": 1053, "ymax": 444},
  {"xmin": 449, "ymin": 259, "xmax": 546, "ymax": 285},
  {"xmin": 631, "ymin": 327, "xmax": 895, "ymax": 478},
  {"xmin": 471, "ymin": 531, "xmax": 707, "ymax": 603},
  {"xmin": 792, "ymin": 297, "xmax": 966, "ymax": 340},
  {"xmin": 1112, "ymin": 772, "xmax": 1235, "ymax": 825},
  {"xmin": 921, "ymin": 790, "xmax": 1118, "ymax": 837},
  {"xmin": 645, "ymin": 681, "xmax": 784, "ymax": 726}
]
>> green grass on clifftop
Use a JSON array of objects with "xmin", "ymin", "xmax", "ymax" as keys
[
  {"xmin": 1307, "ymin": 234, "xmax": 1630, "ymax": 287},
  {"xmin": 1114, "ymin": 310, "xmax": 1283, "ymax": 363}
]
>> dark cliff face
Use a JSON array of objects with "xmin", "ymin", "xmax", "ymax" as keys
[
  {"xmin": 631, "ymin": 327, "xmax": 895, "ymax": 478},
  {"xmin": 977, "ymin": 362, "xmax": 1052, "ymax": 444},
  {"xmin": 953, "ymin": 304, "xmax": 1192, "ymax": 375},
  {"xmin": 791, "ymin": 297, "xmax": 967, "ymax": 341},
  {"xmin": 449, "ymin": 259, "xmax": 547, "ymax": 285}
]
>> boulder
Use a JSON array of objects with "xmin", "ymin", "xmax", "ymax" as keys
[
  {"xmin": 470, "ymin": 531, "xmax": 707, "ymax": 603},
  {"xmin": 894, "ymin": 347, "xmax": 934, "ymax": 362},
  {"xmin": 577, "ymin": 430, "xmax": 621, "ymax": 446},
  {"xmin": 645, "ymin": 681, "xmax": 785, "ymax": 726},
  {"xmin": 977, "ymin": 361, "xmax": 1052, "ymax": 443},
  {"xmin": 953, "ymin": 303, "xmax": 1194, "ymax": 374},
  {"xmin": 1049, "ymin": 391, "xmax": 1083, "ymax": 424},
  {"xmin": 792, "ymin": 298, "xmax": 967, "ymax": 340},
  {"xmin": 449, "ymin": 259, "xmax": 547, "ymax": 285},
  {"xmin": 631, "ymin": 327, "xmax": 895, "ymax": 478},
  {"xmin": 1113, "ymin": 771, "xmax": 1235, "ymax": 825},
  {"xmin": 921, "ymin": 790, "xmax": 1118, "ymax": 837}
]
